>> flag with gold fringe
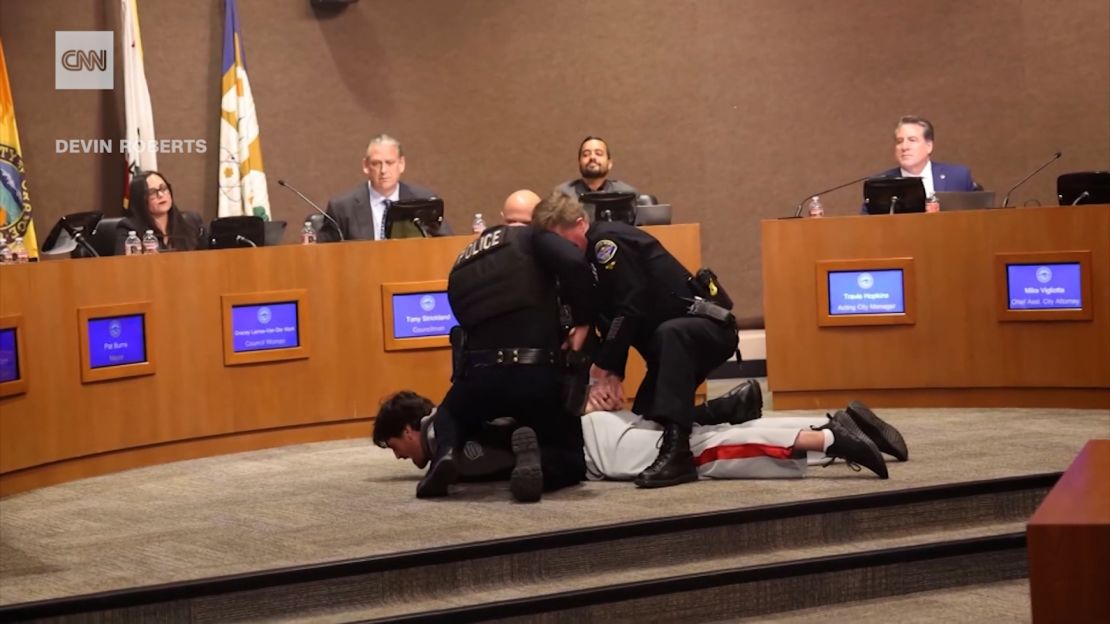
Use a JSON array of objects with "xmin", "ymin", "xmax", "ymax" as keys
[
  {"xmin": 120, "ymin": 0, "xmax": 158, "ymax": 210},
  {"xmin": 218, "ymin": 0, "xmax": 270, "ymax": 219},
  {"xmin": 0, "ymin": 40, "xmax": 39, "ymax": 258}
]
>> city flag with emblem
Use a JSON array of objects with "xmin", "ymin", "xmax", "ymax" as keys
[
  {"xmin": 120, "ymin": 0, "xmax": 158, "ymax": 210},
  {"xmin": 218, "ymin": 0, "xmax": 271, "ymax": 219},
  {"xmin": 0, "ymin": 40, "xmax": 39, "ymax": 258}
]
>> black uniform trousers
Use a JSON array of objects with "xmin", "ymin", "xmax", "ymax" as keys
[
  {"xmin": 631, "ymin": 316, "xmax": 739, "ymax": 429},
  {"xmin": 437, "ymin": 365, "xmax": 586, "ymax": 492}
]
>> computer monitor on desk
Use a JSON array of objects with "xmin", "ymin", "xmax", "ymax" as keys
[
  {"xmin": 935, "ymin": 191, "xmax": 998, "ymax": 211},
  {"xmin": 581, "ymin": 191, "xmax": 637, "ymax": 225},
  {"xmin": 863, "ymin": 177, "xmax": 926, "ymax": 215},
  {"xmin": 210, "ymin": 216, "xmax": 265, "ymax": 249},
  {"xmin": 635, "ymin": 204, "xmax": 673, "ymax": 225},
  {"xmin": 385, "ymin": 198, "xmax": 446, "ymax": 239},
  {"xmin": 41, "ymin": 211, "xmax": 102, "ymax": 258},
  {"xmin": 1057, "ymin": 171, "xmax": 1110, "ymax": 206}
]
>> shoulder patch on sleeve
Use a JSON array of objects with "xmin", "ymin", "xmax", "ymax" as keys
[{"xmin": 594, "ymin": 239, "xmax": 618, "ymax": 264}]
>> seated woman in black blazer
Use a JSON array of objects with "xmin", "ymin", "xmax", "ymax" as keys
[{"xmin": 115, "ymin": 170, "xmax": 207, "ymax": 253}]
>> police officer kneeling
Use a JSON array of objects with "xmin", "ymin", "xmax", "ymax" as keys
[
  {"xmin": 533, "ymin": 194, "xmax": 740, "ymax": 489},
  {"xmin": 419, "ymin": 202, "xmax": 595, "ymax": 502}
]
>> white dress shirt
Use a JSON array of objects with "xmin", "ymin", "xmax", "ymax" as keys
[{"xmin": 900, "ymin": 160, "xmax": 935, "ymax": 198}]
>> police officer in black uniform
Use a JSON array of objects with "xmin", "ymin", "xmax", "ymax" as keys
[
  {"xmin": 533, "ymin": 195, "xmax": 740, "ymax": 488},
  {"xmin": 419, "ymin": 197, "xmax": 595, "ymax": 501}
]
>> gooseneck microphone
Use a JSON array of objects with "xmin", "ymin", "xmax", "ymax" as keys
[
  {"xmin": 277, "ymin": 179, "xmax": 345, "ymax": 241},
  {"xmin": 1001, "ymin": 151, "xmax": 1062, "ymax": 208},
  {"xmin": 790, "ymin": 174, "xmax": 875, "ymax": 218}
]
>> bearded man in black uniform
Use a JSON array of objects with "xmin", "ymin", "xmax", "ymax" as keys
[
  {"xmin": 533, "ymin": 195, "xmax": 740, "ymax": 489},
  {"xmin": 419, "ymin": 195, "xmax": 596, "ymax": 502}
]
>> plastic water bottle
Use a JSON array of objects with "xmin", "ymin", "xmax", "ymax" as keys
[
  {"xmin": 472, "ymin": 213, "xmax": 486, "ymax": 234},
  {"xmin": 806, "ymin": 195, "xmax": 825, "ymax": 218},
  {"xmin": 124, "ymin": 230, "xmax": 143, "ymax": 256},
  {"xmin": 0, "ymin": 239, "xmax": 11, "ymax": 265},
  {"xmin": 11, "ymin": 237, "xmax": 28, "ymax": 263},
  {"xmin": 301, "ymin": 221, "xmax": 317, "ymax": 245},
  {"xmin": 141, "ymin": 230, "xmax": 159, "ymax": 254}
]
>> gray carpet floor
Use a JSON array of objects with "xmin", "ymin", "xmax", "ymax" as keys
[{"xmin": 1, "ymin": 381, "xmax": 1107, "ymax": 606}]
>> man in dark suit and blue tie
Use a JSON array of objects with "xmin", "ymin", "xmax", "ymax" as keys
[
  {"xmin": 864, "ymin": 116, "xmax": 977, "ymax": 213},
  {"xmin": 319, "ymin": 134, "xmax": 450, "ymax": 241}
]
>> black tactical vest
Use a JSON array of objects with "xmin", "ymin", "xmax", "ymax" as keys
[{"xmin": 448, "ymin": 226, "xmax": 555, "ymax": 329}]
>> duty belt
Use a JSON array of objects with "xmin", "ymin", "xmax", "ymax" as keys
[{"xmin": 463, "ymin": 348, "xmax": 559, "ymax": 367}]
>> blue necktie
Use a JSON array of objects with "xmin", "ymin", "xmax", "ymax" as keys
[{"xmin": 380, "ymin": 199, "xmax": 392, "ymax": 240}]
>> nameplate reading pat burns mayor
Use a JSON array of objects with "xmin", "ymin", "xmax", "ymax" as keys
[{"xmin": 77, "ymin": 302, "xmax": 157, "ymax": 383}]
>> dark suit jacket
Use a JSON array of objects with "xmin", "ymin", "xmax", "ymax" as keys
[
  {"xmin": 860, "ymin": 161, "xmax": 977, "ymax": 213},
  {"xmin": 319, "ymin": 181, "xmax": 451, "ymax": 242},
  {"xmin": 876, "ymin": 161, "xmax": 976, "ymax": 192}
]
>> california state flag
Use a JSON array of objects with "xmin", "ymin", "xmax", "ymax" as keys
[{"xmin": 218, "ymin": 0, "xmax": 270, "ymax": 219}]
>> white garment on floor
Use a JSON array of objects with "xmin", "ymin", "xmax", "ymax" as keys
[{"xmin": 581, "ymin": 410, "xmax": 828, "ymax": 481}]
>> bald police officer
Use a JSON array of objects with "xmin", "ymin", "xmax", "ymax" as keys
[
  {"xmin": 533, "ymin": 195, "xmax": 740, "ymax": 489},
  {"xmin": 418, "ymin": 194, "xmax": 595, "ymax": 502}
]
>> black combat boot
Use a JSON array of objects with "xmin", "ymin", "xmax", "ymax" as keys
[
  {"xmin": 698, "ymin": 379, "xmax": 763, "ymax": 425},
  {"xmin": 416, "ymin": 448, "xmax": 458, "ymax": 499},
  {"xmin": 816, "ymin": 411, "xmax": 889, "ymax": 479},
  {"xmin": 845, "ymin": 400, "xmax": 909, "ymax": 461},
  {"xmin": 634, "ymin": 424, "xmax": 698, "ymax": 488},
  {"xmin": 509, "ymin": 427, "xmax": 543, "ymax": 503}
]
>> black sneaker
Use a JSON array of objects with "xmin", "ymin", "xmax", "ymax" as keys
[
  {"xmin": 846, "ymin": 400, "xmax": 908, "ymax": 461},
  {"xmin": 818, "ymin": 411, "xmax": 888, "ymax": 479},
  {"xmin": 700, "ymin": 379, "xmax": 763, "ymax": 425},
  {"xmin": 510, "ymin": 427, "xmax": 543, "ymax": 503}
]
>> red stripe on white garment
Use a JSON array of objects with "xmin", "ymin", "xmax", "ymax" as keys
[{"xmin": 695, "ymin": 443, "xmax": 794, "ymax": 466}]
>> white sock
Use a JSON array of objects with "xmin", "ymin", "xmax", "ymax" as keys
[{"xmin": 821, "ymin": 429, "xmax": 834, "ymax": 452}]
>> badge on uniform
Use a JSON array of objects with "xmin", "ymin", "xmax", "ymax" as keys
[{"xmin": 594, "ymin": 239, "xmax": 618, "ymax": 264}]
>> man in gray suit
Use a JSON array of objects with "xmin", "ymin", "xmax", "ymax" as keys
[
  {"xmin": 555, "ymin": 136, "xmax": 637, "ymax": 199},
  {"xmin": 319, "ymin": 134, "xmax": 449, "ymax": 241}
]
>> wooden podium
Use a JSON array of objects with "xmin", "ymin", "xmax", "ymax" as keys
[
  {"xmin": 0, "ymin": 225, "xmax": 702, "ymax": 495},
  {"xmin": 761, "ymin": 205, "xmax": 1110, "ymax": 409},
  {"xmin": 1027, "ymin": 440, "xmax": 1110, "ymax": 623}
]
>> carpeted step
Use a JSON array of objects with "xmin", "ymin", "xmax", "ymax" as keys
[
  {"xmin": 0, "ymin": 475, "xmax": 1048, "ymax": 623},
  {"xmin": 256, "ymin": 523, "xmax": 1030, "ymax": 623}
]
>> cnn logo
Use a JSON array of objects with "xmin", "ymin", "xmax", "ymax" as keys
[
  {"xmin": 61, "ymin": 50, "xmax": 108, "ymax": 72},
  {"xmin": 56, "ymin": 31, "xmax": 113, "ymax": 90}
]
